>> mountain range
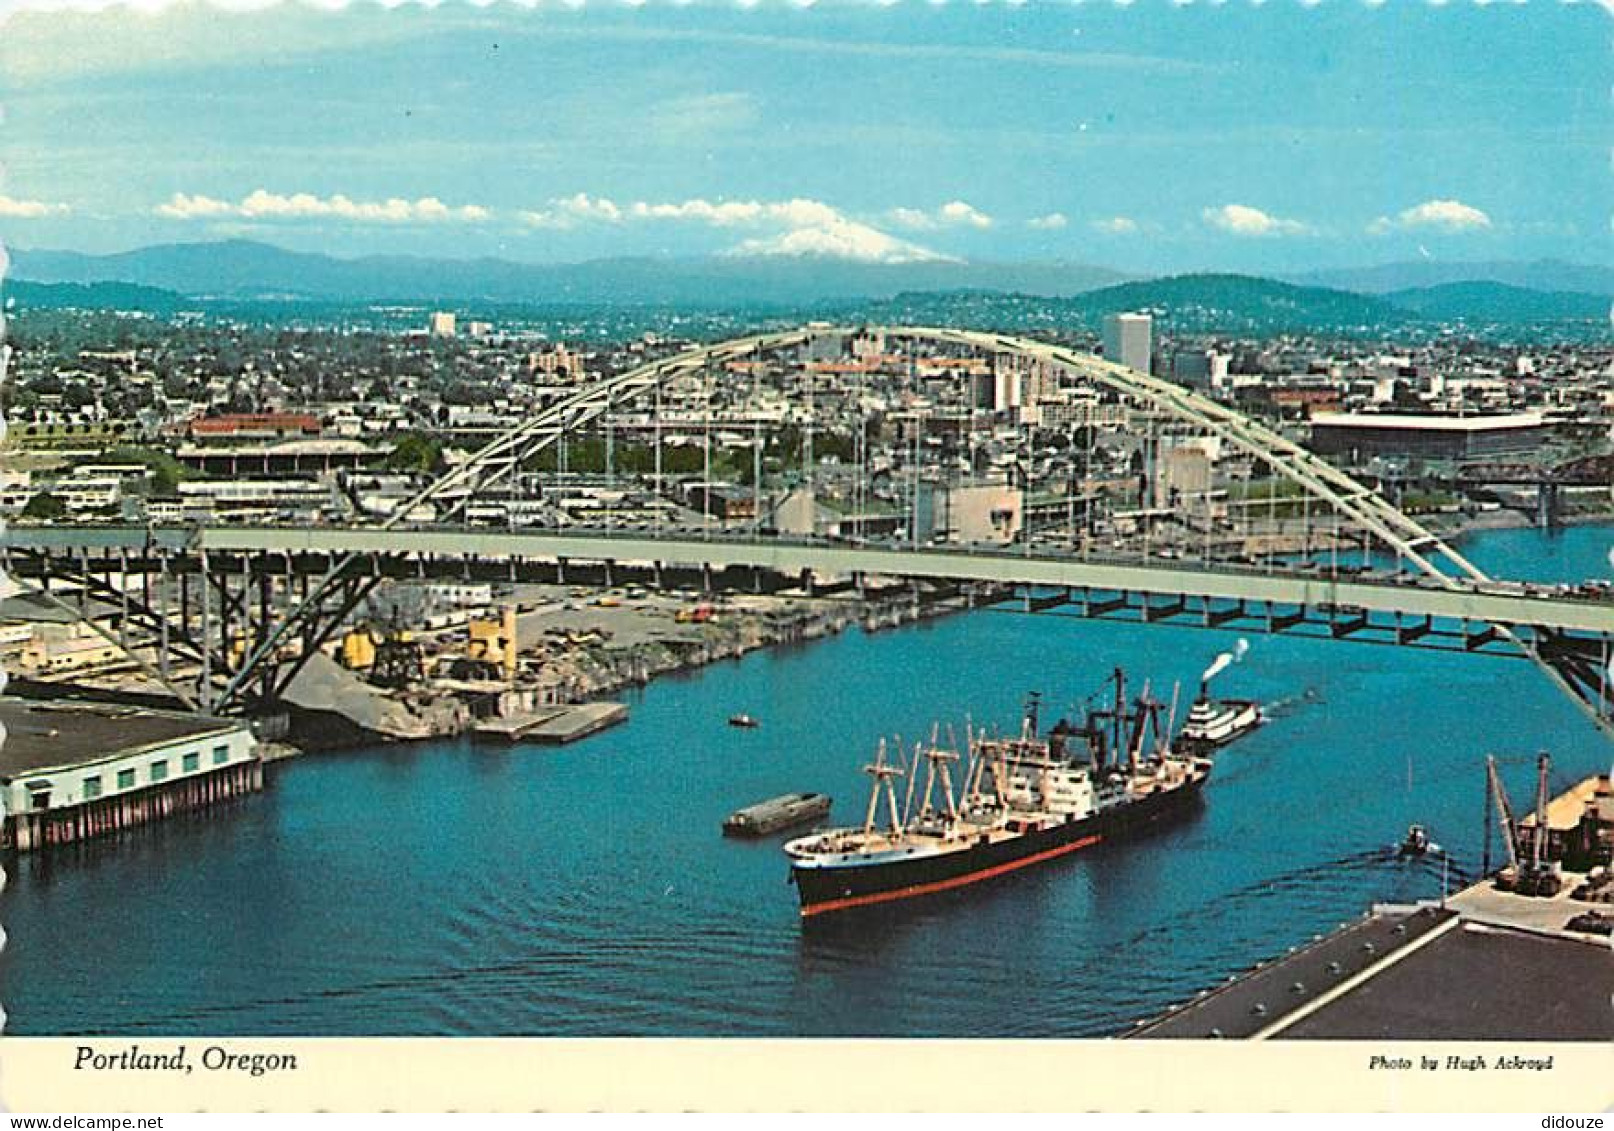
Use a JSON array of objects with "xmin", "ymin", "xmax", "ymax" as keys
[
  {"xmin": 1290, "ymin": 258, "xmax": 1614, "ymax": 297},
  {"xmin": 2, "ymin": 240, "xmax": 1610, "ymax": 331},
  {"xmin": 4, "ymin": 240, "xmax": 1130, "ymax": 307}
]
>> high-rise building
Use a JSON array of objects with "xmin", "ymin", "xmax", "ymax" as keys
[
  {"xmin": 1102, "ymin": 313, "xmax": 1152, "ymax": 374},
  {"xmin": 992, "ymin": 368, "xmax": 1021, "ymax": 412},
  {"xmin": 1169, "ymin": 350, "xmax": 1212, "ymax": 388},
  {"xmin": 429, "ymin": 311, "xmax": 457, "ymax": 338}
]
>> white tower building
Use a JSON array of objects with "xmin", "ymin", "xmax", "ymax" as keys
[{"xmin": 1102, "ymin": 312, "xmax": 1153, "ymax": 374}]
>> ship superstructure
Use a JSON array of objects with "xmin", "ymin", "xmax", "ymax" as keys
[{"xmin": 1178, "ymin": 682, "xmax": 1262, "ymax": 751}]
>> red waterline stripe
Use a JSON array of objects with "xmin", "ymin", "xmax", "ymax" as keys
[{"xmin": 800, "ymin": 833, "xmax": 1104, "ymax": 917}]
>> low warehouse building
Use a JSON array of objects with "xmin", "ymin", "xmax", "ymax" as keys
[
  {"xmin": 0, "ymin": 699, "xmax": 261, "ymax": 852},
  {"xmin": 1308, "ymin": 411, "xmax": 1552, "ymax": 464}
]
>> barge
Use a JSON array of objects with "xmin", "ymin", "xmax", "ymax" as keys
[{"xmin": 723, "ymin": 791, "xmax": 832, "ymax": 837}]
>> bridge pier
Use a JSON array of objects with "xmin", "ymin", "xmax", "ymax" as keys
[
  {"xmin": 1396, "ymin": 613, "xmax": 1433, "ymax": 645},
  {"xmin": 1536, "ymin": 483, "xmax": 1561, "ymax": 529}
]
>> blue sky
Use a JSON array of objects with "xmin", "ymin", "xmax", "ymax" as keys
[{"xmin": 0, "ymin": 1, "xmax": 1605, "ymax": 272}]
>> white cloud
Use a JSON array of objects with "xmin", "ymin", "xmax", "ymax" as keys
[
  {"xmin": 518, "ymin": 193, "xmax": 623, "ymax": 228},
  {"xmin": 631, "ymin": 199, "xmax": 772, "ymax": 226},
  {"xmin": 888, "ymin": 207, "xmax": 934, "ymax": 230},
  {"xmin": 518, "ymin": 193, "xmax": 948, "ymax": 263},
  {"xmin": 0, "ymin": 194, "xmax": 70, "ymax": 218},
  {"xmin": 156, "ymin": 189, "xmax": 490, "ymax": 224},
  {"xmin": 1202, "ymin": 203, "xmax": 1311, "ymax": 237},
  {"xmin": 887, "ymin": 200, "xmax": 993, "ymax": 231},
  {"xmin": 939, "ymin": 200, "xmax": 993, "ymax": 229},
  {"xmin": 524, "ymin": 195, "xmax": 852, "ymax": 232},
  {"xmin": 554, "ymin": 192, "xmax": 623, "ymax": 224},
  {"xmin": 1090, "ymin": 215, "xmax": 1136, "ymax": 235},
  {"xmin": 1027, "ymin": 212, "xmax": 1069, "ymax": 231},
  {"xmin": 155, "ymin": 193, "xmax": 235, "ymax": 219},
  {"xmin": 1368, "ymin": 198, "xmax": 1492, "ymax": 235}
]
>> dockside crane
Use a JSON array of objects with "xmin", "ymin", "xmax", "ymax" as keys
[
  {"xmin": 1484, "ymin": 754, "xmax": 1520, "ymax": 880},
  {"xmin": 1485, "ymin": 752, "xmax": 1562, "ymax": 896}
]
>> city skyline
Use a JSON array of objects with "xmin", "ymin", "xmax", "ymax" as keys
[{"xmin": 0, "ymin": 1, "xmax": 1604, "ymax": 273}]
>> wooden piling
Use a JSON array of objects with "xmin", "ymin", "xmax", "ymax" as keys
[{"xmin": 3, "ymin": 759, "xmax": 264, "ymax": 854}]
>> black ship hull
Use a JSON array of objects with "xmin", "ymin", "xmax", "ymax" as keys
[{"xmin": 791, "ymin": 770, "xmax": 1208, "ymax": 917}]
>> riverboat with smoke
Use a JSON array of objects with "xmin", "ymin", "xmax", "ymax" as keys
[
  {"xmin": 1178, "ymin": 640, "xmax": 1262, "ymax": 752},
  {"xmin": 782, "ymin": 672, "xmax": 1212, "ymax": 918}
]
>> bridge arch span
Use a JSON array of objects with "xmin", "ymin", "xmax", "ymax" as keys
[{"xmin": 16, "ymin": 324, "xmax": 1603, "ymax": 736}]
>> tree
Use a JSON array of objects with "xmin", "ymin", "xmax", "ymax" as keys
[
  {"xmin": 22, "ymin": 492, "xmax": 67, "ymax": 521},
  {"xmin": 386, "ymin": 432, "xmax": 447, "ymax": 475},
  {"xmin": 100, "ymin": 446, "xmax": 191, "ymax": 495}
]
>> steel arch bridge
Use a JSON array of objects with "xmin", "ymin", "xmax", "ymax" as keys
[{"xmin": 4, "ymin": 325, "xmax": 1611, "ymax": 738}]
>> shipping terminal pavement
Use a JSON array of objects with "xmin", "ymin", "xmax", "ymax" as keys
[{"xmin": 1128, "ymin": 880, "xmax": 1613, "ymax": 1040}]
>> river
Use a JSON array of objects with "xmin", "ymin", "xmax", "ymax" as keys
[{"xmin": 2, "ymin": 522, "xmax": 1610, "ymax": 1036}]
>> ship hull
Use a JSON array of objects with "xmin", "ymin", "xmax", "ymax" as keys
[{"xmin": 791, "ymin": 770, "xmax": 1207, "ymax": 917}]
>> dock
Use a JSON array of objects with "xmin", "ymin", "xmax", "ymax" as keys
[
  {"xmin": 1128, "ymin": 768, "xmax": 1614, "ymax": 1041},
  {"xmin": 0, "ymin": 698, "xmax": 262, "ymax": 852},
  {"xmin": 473, "ymin": 702, "xmax": 628, "ymax": 745}
]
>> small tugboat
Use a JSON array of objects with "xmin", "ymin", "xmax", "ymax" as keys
[
  {"xmin": 1177, "ymin": 641, "xmax": 1261, "ymax": 752},
  {"xmin": 1398, "ymin": 823, "xmax": 1432, "ymax": 858},
  {"xmin": 1178, "ymin": 685, "xmax": 1262, "ymax": 752},
  {"xmin": 724, "ymin": 792, "xmax": 831, "ymax": 836},
  {"xmin": 784, "ymin": 672, "xmax": 1212, "ymax": 918},
  {"xmin": 729, "ymin": 713, "xmax": 760, "ymax": 729}
]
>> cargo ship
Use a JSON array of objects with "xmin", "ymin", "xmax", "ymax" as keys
[{"xmin": 783, "ymin": 671, "xmax": 1212, "ymax": 918}]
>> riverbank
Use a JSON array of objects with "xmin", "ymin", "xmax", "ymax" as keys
[
  {"xmin": 1436, "ymin": 506, "xmax": 1614, "ymax": 541},
  {"xmin": 274, "ymin": 581, "xmax": 982, "ymax": 756}
]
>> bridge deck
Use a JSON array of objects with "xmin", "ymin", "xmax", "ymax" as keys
[{"xmin": 8, "ymin": 524, "xmax": 1612, "ymax": 636}]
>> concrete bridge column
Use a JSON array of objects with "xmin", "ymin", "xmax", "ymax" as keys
[{"xmin": 1536, "ymin": 484, "xmax": 1561, "ymax": 529}]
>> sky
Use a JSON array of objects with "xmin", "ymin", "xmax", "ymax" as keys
[{"xmin": 0, "ymin": 0, "xmax": 1606, "ymax": 273}]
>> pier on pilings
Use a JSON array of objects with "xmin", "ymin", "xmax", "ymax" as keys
[{"xmin": 3, "ymin": 758, "xmax": 264, "ymax": 853}]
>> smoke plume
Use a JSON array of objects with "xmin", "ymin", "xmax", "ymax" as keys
[{"xmin": 1202, "ymin": 638, "xmax": 1250, "ymax": 684}]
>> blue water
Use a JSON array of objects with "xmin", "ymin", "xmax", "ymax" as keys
[{"xmin": 3, "ymin": 523, "xmax": 1611, "ymax": 1036}]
